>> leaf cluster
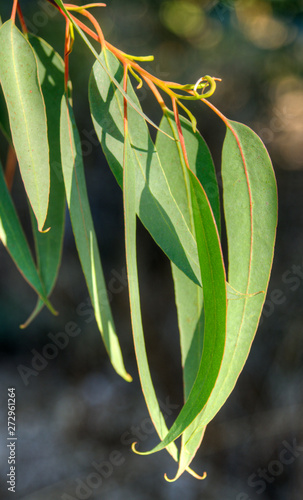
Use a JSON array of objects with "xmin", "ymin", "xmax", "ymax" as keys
[{"xmin": 0, "ymin": 1, "xmax": 277, "ymax": 480}]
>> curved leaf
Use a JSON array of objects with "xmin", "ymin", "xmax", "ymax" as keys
[
  {"xmin": 156, "ymin": 110, "xmax": 221, "ymax": 479},
  {"xmin": 89, "ymin": 49, "xmax": 201, "ymax": 285},
  {"xmin": 134, "ymin": 169, "xmax": 227, "ymax": 456},
  {"xmin": 22, "ymin": 35, "xmax": 67, "ymax": 327},
  {"xmin": 60, "ymin": 95, "xmax": 131, "ymax": 382},
  {"xmin": 178, "ymin": 120, "xmax": 277, "ymax": 448},
  {"xmin": 170, "ymin": 264, "xmax": 206, "ymax": 481},
  {"xmin": 122, "ymin": 101, "xmax": 199, "ymax": 478},
  {"xmin": 0, "ymin": 21, "xmax": 50, "ymax": 231}
]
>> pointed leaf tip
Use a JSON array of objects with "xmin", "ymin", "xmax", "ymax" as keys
[{"xmin": 164, "ymin": 469, "xmax": 207, "ymax": 482}]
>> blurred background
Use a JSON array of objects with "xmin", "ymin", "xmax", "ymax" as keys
[{"xmin": 0, "ymin": 0, "xmax": 303, "ymax": 499}]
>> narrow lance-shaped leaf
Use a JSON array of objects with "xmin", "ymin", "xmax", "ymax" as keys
[
  {"xmin": 122, "ymin": 97, "xmax": 199, "ymax": 478},
  {"xmin": 60, "ymin": 95, "xmax": 131, "ymax": 382},
  {"xmin": 170, "ymin": 265, "xmax": 206, "ymax": 479},
  {"xmin": 156, "ymin": 110, "xmax": 221, "ymax": 480},
  {"xmin": 178, "ymin": 120, "xmax": 277, "ymax": 449},
  {"xmin": 133, "ymin": 169, "xmax": 227, "ymax": 456},
  {"xmin": 0, "ymin": 161, "xmax": 55, "ymax": 315},
  {"xmin": 89, "ymin": 49, "xmax": 201, "ymax": 285},
  {"xmin": 0, "ymin": 21, "xmax": 50, "ymax": 231},
  {"xmin": 22, "ymin": 35, "xmax": 67, "ymax": 327}
]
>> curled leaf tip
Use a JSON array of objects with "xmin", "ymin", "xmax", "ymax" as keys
[
  {"xmin": 194, "ymin": 75, "xmax": 217, "ymax": 100},
  {"xmin": 39, "ymin": 225, "xmax": 51, "ymax": 234},
  {"xmin": 164, "ymin": 473, "xmax": 176, "ymax": 483},
  {"xmin": 164, "ymin": 469, "xmax": 207, "ymax": 482},
  {"xmin": 131, "ymin": 440, "xmax": 152, "ymax": 455},
  {"xmin": 124, "ymin": 373, "xmax": 133, "ymax": 382},
  {"xmin": 189, "ymin": 469, "xmax": 207, "ymax": 480},
  {"xmin": 131, "ymin": 441, "xmax": 140, "ymax": 454}
]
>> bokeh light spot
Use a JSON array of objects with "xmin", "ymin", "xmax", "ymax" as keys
[{"xmin": 160, "ymin": 1, "xmax": 205, "ymax": 38}]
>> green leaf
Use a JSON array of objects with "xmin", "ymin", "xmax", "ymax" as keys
[
  {"xmin": 122, "ymin": 107, "xmax": 198, "ymax": 478},
  {"xmin": 156, "ymin": 110, "xmax": 221, "ymax": 235},
  {"xmin": 156, "ymin": 110, "xmax": 221, "ymax": 479},
  {"xmin": 0, "ymin": 161, "xmax": 55, "ymax": 315},
  {"xmin": 0, "ymin": 21, "xmax": 50, "ymax": 231},
  {"xmin": 176, "ymin": 120, "xmax": 277, "ymax": 451},
  {"xmin": 60, "ymin": 95, "xmax": 131, "ymax": 382},
  {"xmin": 169, "ymin": 264, "xmax": 206, "ymax": 481},
  {"xmin": 89, "ymin": 49, "xmax": 201, "ymax": 285},
  {"xmin": 134, "ymin": 169, "xmax": 227, "ymax": 456},
  {"xmin": 22, "ymin": 35, "xmax": 67, "ymax": 327}
]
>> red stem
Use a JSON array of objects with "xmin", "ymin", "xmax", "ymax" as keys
[
  {"xmin": 123, "ymin": 64, "xmax": 129, "ymax": 132},
  {"xmin": 64, "ymin": 20, "xmax": 71, "ymax": 91},
  {"xmin": 71, "ymin": 8, "xmax": 105, "ymax": 48},
  {"xmin": 5, "ymin": 145, "xmax": 17, "ymax": 191},
  {"xmin": 68, "ymin": 13, "xmax": 180, "ymax": 97},
  {"xmin": 11, "ymin": 0, "xmax": 18, "ymax": 22},
  {"xmin": 143, "ymin": 77, "xmax": 167, "ymax": 111},
  {"xmin": 16, "ymin": 4, "xmax": 28, "ymax": 33},
  {"xmin": 46, "ymin": 0, "xmax": 70, "ymax": 21},
  {"xmin": 172, "ymin": 98, "xmax": 190, "ymax": 170}
]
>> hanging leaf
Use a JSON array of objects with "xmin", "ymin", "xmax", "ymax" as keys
[
  {"xmin": 169, "ymin": 264, "xmax": 206, "ymax": 481},
  {"xmin": 0, "ymin": 161, "xmax": 55, "ymax": 315},
  {"xmin": 183, "ymin": 121, "xmax": 277, "ymax": 432},
  {"xmin": 60, "ymin": 95, "xmax": 131, "ymax": 382},
  {"xmin": 156, "ymin": 110, "xmax": 221, "ymax": 479},
  {"xmin": 122, "ymin": 101, "xmax": 199, "ymax": 478},
  {"xmin": 89, "ymin": 49, "xmax": 201, "ymax": 285},
  {"xmin": 0, "ymin": 21, "xmax": 50, "ymax": 231},
  {"xmin": 133, "ymin": 168, "xmax": 227, "ymax": 456},
  {"xmin": 22, "ymin": 35, "xmax": 67, "ymax": 327}
]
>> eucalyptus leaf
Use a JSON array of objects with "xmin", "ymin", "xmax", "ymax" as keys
[
  {"xmin": 173, "ymin": 120, "xmax": 277, "ymax": 455},
  {"xmin": 22, "ymin": 35, "xmax": 67, "ymax": 327},
  {"xmin": 60, "ymin": 95, "xmax": 131, "ymax": 382},
  {"xmin": 123, "ymin": 102, "xmax": 198, "ymax": 478},
  {"xmin": 89, "ymin": 49, "xmax": 201, "ymax": 285},
  {"xmin": 134, "ymin": 169, "xmax": 227, "ymax": 456},
  {"xmin": 0, "ymin": 21, "xmax": 50, "ymax": 231},
  {"xmin": 192, "ymin": 121, "xmax": 277, "ymax": 425},
  {"xmin": 156, "ymin": 110, "xmax": 221, "ymax": 479}
]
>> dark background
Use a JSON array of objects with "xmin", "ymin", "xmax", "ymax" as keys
[{"xmin": 0, "ymin": 1, "xmax": 303, "ymax": 499}]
